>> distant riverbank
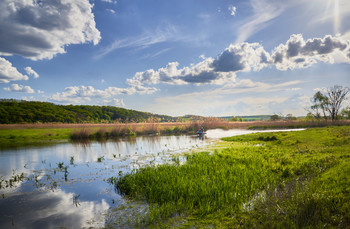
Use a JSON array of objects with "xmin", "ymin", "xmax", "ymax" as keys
[{"xmin": 1, "ymin": 120, "xmax": 349, "ymax": 149}]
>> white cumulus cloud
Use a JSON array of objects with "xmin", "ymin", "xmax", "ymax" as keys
[
  {"xmin": 106, "ymin": 9, "xmax": 116, "ymax": 14},
  {"xmin": 4, "ymin": 84, "xmax": 35, "ymax": 93},
  {"xmin": 127, "ymin": 34, "xmax": 350, "ymax": 88},
  {"xmin": 0, "ymin": 0, "xmax": 101, "ymax": 60},
  {"xmin": 50, "ymin": 85, "xmax": 157, "ymax": 103},
  {"xmin": 271, "ymin": 34, "xmax": 350, "ymax": 70},
  {"xmin": 24, "ymin": 66, "xmax": 39, "ymax": 79},
  {"xmin": 0, "ymin": 57, "xmax": 28, "ymax": 83},
  {"xmin": 101, "ymin": 0, "xmax": 117, "ymax": 3},
  {"xmin": 113, "ymin": 98, "xmax": 125, "ymax": 107}
]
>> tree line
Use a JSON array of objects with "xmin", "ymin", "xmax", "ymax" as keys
[{"xmin": 0, "ymin": 100, "xmax": 177, "ymax": 124}]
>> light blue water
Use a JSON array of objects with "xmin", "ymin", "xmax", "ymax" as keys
[
  {"xmin": 0, "ymin": 135, "xmax": 208, "ymax": 228},
  {"xmin": 0, "ymin": 128, "xmax": 304, "ymax": 228}
]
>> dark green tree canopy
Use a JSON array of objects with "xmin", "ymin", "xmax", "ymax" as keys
[{"xmin": 0, "ymin": 100, "xmax": 177, "ymax": 124}]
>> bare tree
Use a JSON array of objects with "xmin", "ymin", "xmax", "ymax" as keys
[
  {"xmin": 310, "ymin": 85, "xmax": 349, "ymax": 121},
  {"xmin": 326, "ymin": 85, "xmax": 349, "ymax": 120}
]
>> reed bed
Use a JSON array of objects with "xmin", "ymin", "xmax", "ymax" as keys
[
  {"xmin": 68, "ymin": 119, "xmax": 350, "ymax": 141},
  {"xmin": 2, "ymin": 119, "xmax": 349, "ymax": 130},
  {"xmin": 112, "ymin": 126, "xmax": 350, "ymax": 227},
  {"xmin": 114, "ymin": 149, "xmax": 278, "ymax": 223},
  {"xmin": 2, "ymin": 119, "xmax": 350, "ymax": 148}
]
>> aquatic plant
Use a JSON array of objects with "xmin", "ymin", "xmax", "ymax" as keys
[
  {"xmin": 73, "ymin": 194, "xmax": 80, "ymax": 207},
  {"xmin": 70, "ymin": 156, "xmax": 74, "ymax": 165},
  {"xmin": 0, "ymin": 172, "xmax": 26, "ymax": 189},
  {"xmin": 57, "ymin": 162, "xmax": 64, "ymax": 169},
  {"xmin": 64, "ymin": 166, "xmax": 69, "ymax": 181},
  {"xmin": 97, "ymin": 156, "xmax": 104, "ymax": 162},
  {"xmin": 114, "ymin": 126, "xmax": 350, "ymax": 227}
]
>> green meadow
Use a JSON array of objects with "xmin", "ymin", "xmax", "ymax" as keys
[
  {"xmin": 0, "ymin": 128, "xmax": 72, "ymax": 149},
  {"xmin": 112, "ymin": 126, "xmax": 350, "ymax": 228}
]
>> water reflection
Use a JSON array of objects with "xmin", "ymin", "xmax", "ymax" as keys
[
  {"xmin": 0, "ymin": 188, "xmax": 109, "ymax": 229},
  {"xmin": 0, "ymin": 135, "xmax": 208, "ymax": 228},
  {"xmin": 206, "ymin": 128, "xmax": 305, "ymax": 139}
]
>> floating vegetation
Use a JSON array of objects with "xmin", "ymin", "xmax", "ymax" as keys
[
  {"xmin": 0, "ymin": 172, "xmax": 26, "ymax": 189},
  {"xmin": 97, "ymin": 156, "xmax": 105, "ymax": 163},
  {"xmin": 73, "ymin": 194, "xmax": 80, "ymax": 207},
  {"xmin": 57, "ymin": 162, "xmax": 64, "ymax": 169},
  {"xmin": 64, "ymin": 166, "xmax": 69, "ymax": 181},
  {"xmin": 70, "ymin": 156, "xmax": 75, "ymax": 165}
]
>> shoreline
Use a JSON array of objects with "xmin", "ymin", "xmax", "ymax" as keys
[{"xmin": 0, "ymin": 120, "xmax": 349, "ymax": 149}]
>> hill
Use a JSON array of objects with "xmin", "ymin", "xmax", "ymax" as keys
[
  {"xmin": 220, "ymin": 115, "xmax": 271, "ymax": 121},
  {"xmin": 0, "ymin": 100, "xmax": 177, "ymax": 124}
]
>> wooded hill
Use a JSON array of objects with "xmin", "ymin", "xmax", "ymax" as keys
[
  {"xmin": 0, "ymin": 100, "xmax": 177, "ymax": 124},
  {"xmin": 220, "ymin": 115, "xmax": 272, "ymax": 121}
]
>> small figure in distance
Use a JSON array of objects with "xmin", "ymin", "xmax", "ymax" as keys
[{"xmin": 197, "ymin": 126, "xmax": 205, "ymax": 140}]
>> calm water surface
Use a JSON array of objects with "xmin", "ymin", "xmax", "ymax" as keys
[
  {"xmin": 0, "ymin": 134, "xmax": 210, "ymax": 228},
  {"xmin": 0, "ymin": 129, "xmax": 304, "ymax": 228}
]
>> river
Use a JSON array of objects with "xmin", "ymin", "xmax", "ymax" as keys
[{"xmin": 0, "ymin": 128, "xmax": 304, "ymax": 228}]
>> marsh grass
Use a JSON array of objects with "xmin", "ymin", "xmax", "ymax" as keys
[
  {"xmin": 1, "ymin": 120, "xmax": 349, "ymax": 148},
  {"xmin": 113, "ymin": 126, "xmax": 350, "ymax": 227}
]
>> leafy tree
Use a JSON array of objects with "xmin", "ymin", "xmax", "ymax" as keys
[
  {"xmin": 270, "ymin": 114, "xmax": 281, "ymax": 121},
  {"xmin": 286, "ymin": 114, "xmax": 297, "ymax": 120},
  {"xmin": 310, "ymin": 85, "xmax": 349, "ymax": 121},
  {"xmin": 341, "ymin": 107, "xmax": 350, "ymax": 119},
  {"xmin": 0, "ymin": 100, "xmax": 178, "ymax": 124}
]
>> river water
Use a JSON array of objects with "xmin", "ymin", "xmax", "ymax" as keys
[{"xmin": 0, "ymin": 129, "xmax": 304, "ymax": 228}]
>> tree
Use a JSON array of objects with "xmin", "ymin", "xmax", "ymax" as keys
[
  {"xmin": 310, "ymin": 85, "xmax": 349, "ymax": 121},
  {"xmin": 270, "ymin": 114, "xmax": 281, "ymax": 121},
  {"xmin": 341, "ymin": 107, "xmax": 350, "ymax": 119},
  {"xmin": 311, "ymin": 91, "xmax": 329, "ymax": 120},
  {"xmin": 326, "ymin": 85, "xmax": 349, "ymax": 120},
  {"xmin": 286, "ymin": 114, "xmax": 297, "ymax": 120}
]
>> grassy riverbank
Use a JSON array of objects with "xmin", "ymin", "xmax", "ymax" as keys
[
  {"xmin": 112, "ymin": 126, "xmax": 350, "ymax": 228},
  {"xmin": 1, "ymin": 120, "xmax": 349, "ymax": 149}
]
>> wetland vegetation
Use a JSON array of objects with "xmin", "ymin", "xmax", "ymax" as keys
[
  {"xmin": 1, "ymin": 119, "xmax": 349, "ymax": 149},
  {"xmin": 112, "ymin": 126, "xmax": 350, "ymax": 228}
]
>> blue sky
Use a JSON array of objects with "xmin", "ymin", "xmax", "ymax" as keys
[{"xmin": 1, "ymin": 0, "xmax": 350, "ymax": 117}]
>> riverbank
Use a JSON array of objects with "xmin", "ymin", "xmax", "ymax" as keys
[
  {"xmin": 112, "ymin": 126, "xmax": 350, "ymax": 228},
  {"xmin": 1, "ymin": 120, "xmax": 349, "ymax": 149}
]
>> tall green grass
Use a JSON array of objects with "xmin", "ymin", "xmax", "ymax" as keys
[{"xmin": 113, "ymin": 126, "xmax": 350, "ymax": 227}]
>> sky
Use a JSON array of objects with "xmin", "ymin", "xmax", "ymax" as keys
[{"xmin": 0, "ymin": 0, "xmax": 350, "ymax": 117}]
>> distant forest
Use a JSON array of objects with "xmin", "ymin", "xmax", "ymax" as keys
[{"xmin": 0, "ymin": 100, "xmax": 177, "ymax": 124}]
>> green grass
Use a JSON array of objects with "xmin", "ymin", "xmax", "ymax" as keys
[
  {"xmin": 113, "ymin": 126, "xmax": 350, "ymax": 228},
  {"xmin": 0, "ymin": 128, "xmax": 73, "ymax": 149}
]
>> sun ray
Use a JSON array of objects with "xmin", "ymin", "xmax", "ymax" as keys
[{"xmin": 334, "ymin": 0, "xmax": 341, "ymax": 35}]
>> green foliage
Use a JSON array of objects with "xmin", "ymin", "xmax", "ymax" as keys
[
  {"xmin": 270, "ymin": 114, "xmax": 281, "ymax": 121},
  {"xmin": 0, "ymin": 128, "xmax": 73, "ymax": 149},
  {"xmin": 114, "ymin": 126, "xmax": 350, "ymax": 227},
  {"xmin": 341, "ymin": 106, "xmax": 350, "ymax": 119},
  {"xmin": 0, "ymin": 100, "xmax": 177, "ymax": 124}
]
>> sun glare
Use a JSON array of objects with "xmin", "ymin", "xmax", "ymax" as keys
[{"xmin": 325, "ymin": 0, "xmax": 341, "ymax": 34}]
